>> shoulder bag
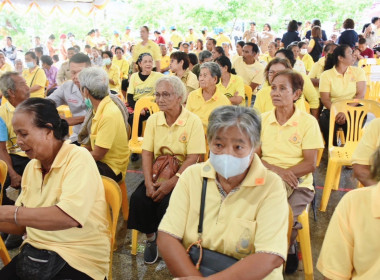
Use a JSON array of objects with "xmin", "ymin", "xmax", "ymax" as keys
[
  {"xmin": 152, "ymin": 146, "xmax": 180, "ymax": 183},
  {"xmin": 186, "ymin": 177, "xmax": 239, "ymax": 276}
]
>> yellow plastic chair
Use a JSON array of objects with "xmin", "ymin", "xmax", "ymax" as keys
[
  {"xmin": 119, "ymin": 180, "xmax": 129, "ymax": 221},
  {"xmin": 367, "ymin": 81, "xmax": 380, "ymax": 102},
  {"xmin": 131, "ymin": 229, "xmax": 139, "ymax": 256},
  {"xmin": 0, "ymin": 235, "xmax": 11, "ymax": 266},
  {"xmin": 128, "ymin": 96, "xmax": 159, "ymax": 154},
  {"xmin": 57, "ymin": 105, "xmax": 73, "ymax": 136},
  {"xmin": 244, "ymin": 85, "xmax": 253, "ymax": 107},
  {"xmin": 102, "ymin": 176, "xmax": 122, "ymax": 280},
  {"xmin": 0, "ymin": 160, "xmax": 8, "ymax": 205},
  {"xmin": 320, "ymin": 99, "xmax": 380, "ymax": 211},
  {"xmin": 297, "ymin": 206, "xmax": 313, "ymax": 280}
]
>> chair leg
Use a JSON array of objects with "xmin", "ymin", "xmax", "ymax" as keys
[
  {"xmin": 332, "ymin": 165, "xmax": 342, "ymax": 190},
  {"xmin": 119, "ymin": 181, "xmax": 129, "ymax": 220},
  {"xmin": 316, "ymin": 148, "xmax": 324, "ymax": 167},
  {"xmin": 311, "ymin": 176, "xmax": 317, "ymax": 221},
  {"xmin": 298, "ymin": 210, "xmax": 313, "ymax": 280},
  {"xmin": 320, "ymin": 159, "xmax": 339, "ymax": 212},
  {"xmin": 0, "ymin": 236, "xmax": 11, "ymax": 265},
  {"xmin": 131, "ymin": 229, "xmax": 139, "ymax": 256}
]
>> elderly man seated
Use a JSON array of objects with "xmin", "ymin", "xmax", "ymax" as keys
[
  {"xmin": 0, "ymin": 72, "xmax": 31, "ymax": 249},
  {"xmin": 78, "ymin": 67, "xmax": 130, "ymax": 182}
]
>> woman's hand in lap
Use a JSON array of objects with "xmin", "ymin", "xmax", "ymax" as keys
[
  {"xmin": 335, "ymin": 112, "xmax": 346, "ymax": 125},
  {"xmin": 152, "ymin": 180, "xmax": 175, "ymax": 202},
  {"xmin": 277, "ymin": 169, "xmax": 298, "ymax": 189}
]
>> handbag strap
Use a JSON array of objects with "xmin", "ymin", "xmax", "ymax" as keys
[
  {"xmin": 30, "ymin": 68, "xmax": 40, "ymax": 87},
  {"xmin": 197, "ymin": 177, "xmax": 208, "ymax": 237}
]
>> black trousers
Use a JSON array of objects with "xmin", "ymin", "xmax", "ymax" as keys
[
  {"xmin": 0, "ymin": 254, "xmax": 94, "ymax": 280},
  {"xmin": 319, "ymin": 109, "xmax": 347, "ymax": 146},
  {"xmin": 127, "ymin": 181, "xmax": 171, "ymax": 234},
  {"xmin": 96, "ymin": 161, "xmax": 122, "ymax": 183},
  {"xmin": 1, "ymin": 154, "xmax": 30, "ymax": 205}
]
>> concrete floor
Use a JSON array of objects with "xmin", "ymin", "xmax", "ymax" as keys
[{"xmin": 2, "ymin": 150, "xmax": 357, "ymax": 280}]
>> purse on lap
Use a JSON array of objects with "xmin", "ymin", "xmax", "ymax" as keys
[
  {"xmin": 187, "ymin": 178, "xmax": 239, "ymax": 276},
  {"xmin": 152, "ymin": 146, "xmax": 180, "ymax": 183}
]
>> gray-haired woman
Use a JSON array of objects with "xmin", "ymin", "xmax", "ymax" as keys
[
  {"xmin": 128, "ymin": 76, "xmax": 206, "ymax": 265},
  {"xmin": 157, "ymin": 106, "xmax": 289, "ymax": 279},
  {"xmin": 78, "ymin": 67, "xmax": 130, "ymax": 183},
  {"xmin": 186, "ymin": 62, "xmax": 231, "ymax": 128}
]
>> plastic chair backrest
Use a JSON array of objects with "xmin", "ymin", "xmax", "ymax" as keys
[
  {"xmin": 244, "ymin": 85, "xmax": 253, "ymax": 107},
  {"xmin": 329, "ymin": 99, "xmax": 380, "ymax": 149},
  {"xmin": 368, "ymin": 81, "xmax": 380, "ymax": 102},
  {"xmin": 0, "ymin": 160, "xmax": 8, "ymax": 205},
  {"xmin": 101, "ymin": 176, "xmax": 122, "ymax": 280},
  {"xmin": 130, "ymin": 96, "xmax": 159, "ymax": 142}
]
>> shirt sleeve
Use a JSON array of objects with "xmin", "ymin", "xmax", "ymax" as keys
[
  {"xmin": 316, "ymin": 194, "xmax": 354, "ymax": 280},
  {"xmin": 0, "ymin": 117, "xmax": 8, "ymax": 141},
  {"xmin": 141, "ymin": 114, "xmax": 155, "ymax": 152},
  {"xmin": 352, "ymin": 120, "xmax": 379, "ymax": 165},
  {"xmin": 56, "ymin": 149, "xmax": 102, "ymax": 227},
  {"xmin": 302, "ymin": 75, "xmax": 320, "ymax": 109},
  {"xmin": 308, "ymin": 39, "xmax": 315, "ymax": 49},
  {"xmin": 355, "ymin": 67, "xmax": 366, "ymax": 82},
  {"xmin": 319, "ymin": 71, "xmax": 331, "ymax": 93},
  {"xmin": 127, "ymin": 74, "xmax": 135, "ymax": 95},
  {"xmin": 185, "ymin": 115, "xmax": 206, "ymax": 155},
  {"xmin": 34, "ymin": 69, "xmax": 47, "ymax": 88},
  {"xmin": 93, "ymin": 113, "xmax": 117, "ymax": 149},
  {"xmin": 47, "ymin": 84, "xmax": 66, "ymax": 106},
  {"xmin": 301, "ymin": 116, "xmax": 324, "ymax": 150},
  {"xmin": 251, "ymin": 66, "xmax": 265, "ymax": 85}
]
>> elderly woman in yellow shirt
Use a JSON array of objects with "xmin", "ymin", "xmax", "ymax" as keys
[
  {"xmin": 319, "ymin": 44, "xmax": 366, "ymax": 144},
  {"xmin": 113, "ymin": 47, "xmax": 130, "ymax": 99},
  {"xmin": 101, "ymin": 50, "xmax": 121, "ymax": 95},
  {"xmin": 78, "ymin": 67, "xmax": 130, "ymax": 183},
  {"xmin": 158, "ymin": 105, "xmax": 289, "ymax": 279},
  {"xmin": 128, "ymin": 76, "xmax": 205, "ymax": 265},
  {"xmin": 169, "ymin": 51, "xmax": 199, "ymax": 95},
  {"xmin": 254, "ymin": 57, "xmax": 317, "ymax": 115},
  {"xmin": 186, "ymin": 62, "xmax": 231, "ymax": 128},
  {"xmin": 318, "ymin": 146, "xmax": 380, "ymax": 279},
  {"xmin": 0, "ymin": 98, "xmax": 110, "ymax": 279},
  {"xmin": 22, "ymin": 52, "xmax": 47, "ymax": 98},
  {"xmin": 258, "ymin": 69, "xmax": 324, "ymax": 274},
  {"xmin": 215, "ymin": 55, "xmax": 245, "ymax": 106}
]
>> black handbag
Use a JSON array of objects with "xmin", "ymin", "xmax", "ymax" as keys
[
  {"xmin": 187, "ymin": 178, "xmax": 238, "ymax": 276},
  {"xmin": 16, "ymin": 243, "xmax": 67, "ymax": 280}
]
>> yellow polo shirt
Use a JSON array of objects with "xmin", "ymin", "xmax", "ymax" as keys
[
  {"xmin": 260, "ymin": 107, "xmax": 324, "ymax": 191},
  {"xmin": 0, "ymin": 102, "xmax": 27, "ymax": 157},
  {"xmin": 15, "ymin": 142, "xmax": 110, "ymax": 280},
  {"xmin": 301, "ymin": 53, "xmax": 314, "ymax": 73},
  {"xmin": 112, "ymin": 57, "xmax": 130, "ymax": 80},
  {"xmin": 186, "ymin": 87, "xmax": 231, "ymax": 127},
  {"xmin": 308, "ymin": 56, "xmax": 325, "ymax": 80},
  {"xmin": 132, "ymin": 40, "xmax": 162, "ymax": 63},
  {"xmin": 216, "ymin": 74, "xmax": 245, "ymax": 106},
  {"xmin": 232, "ymin": 57, "xmax": 265, "ymax": 91},
  {"xmin": 112, "ymin": 36, "xmax": 122, "ymax": 47},
  {"xmin": 185, "ymin": 33, "xmax": 198, "ymax": 43},
  {"xmin": 103, "ymin": 64, "xmax": 121, "ymax": 93},
  {"xmin": 171, "ymin": 69, "xmax": 199, "ymax": 94},
  {"xmin": 259, "ymin": 53, "xmax": 275, "ymax": 65},
  {"xmin": 161, "ymin": 55, "xmax": 170, "ymax": 70},
  {"xmin": 254, "ymin": 85, "xmax": 307, "ymax": 114},
  {"xmin": 319, "ymin": 66, "xmax": 366, "ymax": 103},
  {"xmin": 216, "ymin": 33, "xmax": 232, "ymax": 46},
  {"xmin": 159, "ymin": 155, "xmax": 289, "ymax": 279},
  {"xmin": 317, "ymin": 183, "xmax": 380, "ymax": 280},
  {"xmin": 0, "ymin": 63, "xmax": 13, "ymax": 72},
  {"xmin": 90, "ymin": 95, "xmax": 130, "ymax": 177},
  {"xmin": 170, "ymin": 31, "xmax": 183, "ymax": 49},
  {"xmin": 352, "ymin": 118, "xmax": 380, "ymax": 165},
  {"xmin": 127, "ymin": 71, "xmax": 163, "ymax": 101},
  {"xmin": 142, "ymin": 107, "xmax": 206, "ymax": 163},
  {"xmin": 22, "ymin": 67, "xmax": 47, "ymax": 98}
]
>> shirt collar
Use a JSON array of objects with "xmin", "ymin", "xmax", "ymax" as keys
[
  {"xmin": 157, "ymin": 106, "xmax": 189, "ymax": 127},
  {"xmin": 267, "ymin": 107, "xmax": 301, "ymax": 127},
  {"xmin": 5, "ymin": 102, "xmax": 15, "ymax": 112},
  {"xmin": 332, "ymin": 66, "xmax": 352, "ymax": 77},
  {"xmin": 200, "ymin": 154, "xmax": 267, "ymax": 188},
  {"xmin": 33, "ymin": 141, "xmax": 73, "ymax": 170},
  {"xmin": 372, "ymin": 182, "xmax": 380, "ymax": 218},
  {"xmin": 197, "ymin": 87, "xmax": 222, "ymax": 102}
]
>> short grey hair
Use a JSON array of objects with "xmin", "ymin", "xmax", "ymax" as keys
[
  {"xmin": 200, "ymin": 62, "xmax": 221, "ymax": 84},
  {"xmin": 199, "ymin": 50, "xmax": 212, "ymax": 63},
  {"xmin": 155, "ymin": 76, "xmax": 187, "ymax": 104},
  {"xmin": 207, "ymin": 106, "xmax": 261, "ymax": 148},
  {"xmin": 78, "ymin": 67, "xmax": 109, "ymax": 100},
  {"xmin": 0, "ymin": 71, "xmax": 19, "ymax": 99}
]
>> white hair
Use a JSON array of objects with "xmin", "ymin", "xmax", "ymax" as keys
[
  {"xmin": 155, "ymin": 76, "xmax": 187, "ymax": 104},
  {"xmin": 78, "ymin": 67, "xmax": 109, "ymax": 99}
]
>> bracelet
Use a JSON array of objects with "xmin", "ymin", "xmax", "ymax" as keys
[
  {"xmin": 14, "ymin": 206, "xmax": 20, "ymax": 226},
  {"xmin": 175, "ymin": 172, "xmax": 181, "ymax": 178}
]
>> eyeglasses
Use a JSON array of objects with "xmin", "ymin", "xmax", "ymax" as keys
[{"xmin": 154, "ymin": 92, "xmax": 172, "ymax": 99}]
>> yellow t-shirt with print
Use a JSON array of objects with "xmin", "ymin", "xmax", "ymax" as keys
[
  {"xmin": 90, "ymin": 95, "xmax": 130, "ymax": 177},
  {"xmin": 352, "ymin": 118, "xmax": 380, "ymax": 165},
  {"xmin": 301, "ymin": 53, "xmax": 314, "ymax": 73},
  {"xmin": 170, "ymin": 31, "xmax": 183, "ymax": 49},
  {"xmin": 232, "ymin": 57, "xmax": 265, "ymax": 92},
  {"xmin": 22, "ymin": 67, "xmax": 47, "ymax": 98},
  {"xmin": 317, "ymin": 183, "xmax": 380, "ymax": 280},
  {"xmin": 159, "ymin": 155, "xmax": 289, "ymax": 280},
  {"xmin": 0, "ymin": 102, "xmax": 27, "ymax": 157},
  {"xmin": 112, "ymin": 57, "xmax": 130, "ymax": 80},
  {"xmin": 216, "ymin": 74, "xmax": 245, "ymax": 106},
  {"xmin": 260, "ymin": 107, "xmax": 324, "ymax": 191},
  {"xmin": 319, "ymin": 66, "xmax": 366, "ymax": 103},
  {"xmin": 142, "ymin": 107, "xmax": 206, "ymax": 163},
  {"xmin": 161, "ymin": 55, "xmax": 170, "ymax": 71},
  {"xmin": 16, "ymin": 142, "xmax": 110, "ymax": 280},
  {"xmin": 127, "ymin": 71, "xmax": 164, "ymax": 101},
  {"xmin": 171, "ymin": 69, "xmax": 199, "ymax": 94},
  {"xmin": 186, "ymin": 87, "xmax": 231, "ymax": 127},
  {"xmin": 132, "ymin": 40, "xmax": 162, "ymax": 63},
  {"xmin": 103, "ymin": 64, "xmax": 121, "ymax": 93}
]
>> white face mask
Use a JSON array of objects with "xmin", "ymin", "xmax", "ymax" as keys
[
  {"xmin": 209, "ymin": 150, "xmax": 253, "ymax": 179},
  {"xmin": 300, "ymin": 49, "xmax": 308, "ymax": 55},
  {"xmin": 103, "ymin": 58, "xmax": 111, "ymax": 66}
]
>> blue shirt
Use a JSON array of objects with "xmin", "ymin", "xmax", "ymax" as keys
[
  {"xmin": 281, "ymin": 31, "xmax": 301, "ymax": 48},
  {"xmin": 338, "ymin": 30, "xmax": 358, "ymax": 48},
  {"xmin": 0, "ymin": 117, "xmax": 8, "ymax": 141}
]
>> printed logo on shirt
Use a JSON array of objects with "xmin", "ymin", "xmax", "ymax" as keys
[{"xmin": 289, "ymin": 132, "xmax": 301, "ymax": 144}]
